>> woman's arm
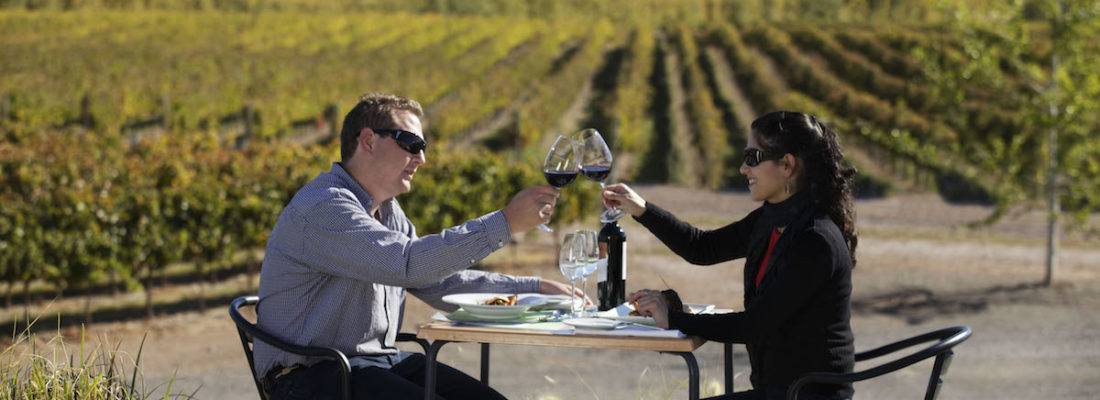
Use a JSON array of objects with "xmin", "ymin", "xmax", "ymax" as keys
[
  {"xmin": 667, "ymin": 230, "xmax": 839, "ymax": 343},
  {"xmin": 635, "ymin": 202, "xmax": 758, "ymax": 265}
]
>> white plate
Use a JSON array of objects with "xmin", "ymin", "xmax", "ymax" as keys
[
  {"xmin": 527, "ymin": 294, "xmax": 573, "ymax": 310},
  {"xmin": 441, "ymin": 293, "xmax": 547, "ymax": 320},
  {"xmin": 562, "ymin": 317, "xmax": 620, "ymax": 330}
]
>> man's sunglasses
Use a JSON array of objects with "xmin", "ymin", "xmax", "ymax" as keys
[
  {"xmin": 743, "ymin": 147, "xmax": 782, "ymax": 167},
  {"xmin": 374, "ymin": 129, "xmax": 427, "ymax": 155}
]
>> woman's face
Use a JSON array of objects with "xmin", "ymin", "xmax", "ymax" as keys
[{"xmin": 740, "ymin": 133, "xmax": 793, "ymax": 203}]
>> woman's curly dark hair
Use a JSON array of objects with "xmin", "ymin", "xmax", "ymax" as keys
[{"xmin": 751, "ymin": 111, "xmax": 858, "ymax": 267}]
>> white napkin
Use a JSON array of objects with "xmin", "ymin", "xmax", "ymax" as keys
[{"xmin": 573, "ymin": 325, "xmax": 686, "ymax": 338}]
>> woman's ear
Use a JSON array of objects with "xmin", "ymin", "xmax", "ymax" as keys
[{"xmin": 781, "ymin": 153, "xmax": 798, "ymax": 178}]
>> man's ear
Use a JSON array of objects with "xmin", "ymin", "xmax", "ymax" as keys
[{"xmin": 359, "ymin": 128, "xmax": 376, "ymax": 154}]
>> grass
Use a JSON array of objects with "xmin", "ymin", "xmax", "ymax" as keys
[{"xmin": 1, "ymin": 314, "xmax": 195, "ymax": 400}]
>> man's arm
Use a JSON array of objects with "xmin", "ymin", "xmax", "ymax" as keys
[
  {"xmin": 408, "ymin": 271, "xmax": 585, "ymax": 311},
  {"xmin": 407, "ymin": 270, "xmax": 541, "ymax": 311},
  {"xmin": 296, "ymin": 193, "xmax": 514, "ymax": 287}
]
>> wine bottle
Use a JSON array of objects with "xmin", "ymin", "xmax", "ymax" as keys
[{"xmin": 597, "ymin": 220, "xmax": 626, "ymax": 311}]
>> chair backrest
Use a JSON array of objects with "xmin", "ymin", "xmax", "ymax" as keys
[
  {"xmin": 228, "ymin": 295, "xmax": 353, "ymax": 400},
  {"xmin": 787, "ymin": 325, "xmax": 972, "ymax": 400},
  {"xmin": 229, "ymin": 296, "xmax": 267, "ymax": 399}
]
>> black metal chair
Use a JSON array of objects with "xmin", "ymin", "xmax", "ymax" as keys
[
  {"xmin": 229, "ymin": 295, "xmax": 430, "ymax": 400},
  {"xmin": 787, "ymin": 325, "xmax": 972, "ymax": 400}
]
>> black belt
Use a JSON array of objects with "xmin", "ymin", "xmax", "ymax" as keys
[{"xmin": 263, "ymin": 364, "xmax": 305, "ymax": 395}]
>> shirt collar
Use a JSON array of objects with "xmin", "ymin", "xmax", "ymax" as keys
[{"xmin": 330, "ymin": 162, "xmax": 394, "ymax": 219}]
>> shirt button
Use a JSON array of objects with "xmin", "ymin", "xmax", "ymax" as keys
[
  {"xmin": 497, "ymin": 240, "xmax": 504, "ymax": 248},
  {"xmin": 469, "ymin": 259, "xmax": 476, "ymax": 265}
]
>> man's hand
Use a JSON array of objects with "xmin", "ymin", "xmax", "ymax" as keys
[
  {"xmin": 601, "ymin": 183, "xmax": 647, "ymax": 218},
  {"xmin": 502, "ymin": 185, "xmax": 559, "ymax": 233},
  {"xmin": 540, "ymin": 279, "xmax": 592, "ymax": 306}
]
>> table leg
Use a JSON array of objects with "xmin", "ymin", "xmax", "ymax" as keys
[
  {"xmin": 724, "ymin": 342, "xmax": 733, "ymax": 394},
  {"xmin": 424, "ymin": 340, "xmax": 448, "ymax": 400},
  {"xmin": 665, "ymin": 352, "xmax": 700, "ymax": 400},
  {"xmin": 480, "ymin": 343, "xmax": 490, "ymax": 385}
]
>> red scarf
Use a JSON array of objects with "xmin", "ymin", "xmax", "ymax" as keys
[{"xmin": 755, "ymin": 227, "xmax": 782, "ymax": 286}]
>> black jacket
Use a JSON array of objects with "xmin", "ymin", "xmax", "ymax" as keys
[{"xmin": 635, "ymin": 196, "xmax": 854, "ymax": 398}]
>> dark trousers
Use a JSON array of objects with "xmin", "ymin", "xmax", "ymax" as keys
[{"xmin": 268, "ymin": 352, "xmax": 506, "ymax": 400}]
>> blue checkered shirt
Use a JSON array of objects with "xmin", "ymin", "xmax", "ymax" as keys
[{"xmin": 253, "ymin": 162, "xmax": 540, "ymax": 377}]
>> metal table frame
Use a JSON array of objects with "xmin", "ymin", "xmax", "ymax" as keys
[{"xmin": 417, "ymin": 323, "xmax": 735, "ymax": 400}]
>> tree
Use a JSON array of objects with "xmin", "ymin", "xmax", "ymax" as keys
[{"xmin": 919, "ymin": 0, "xmax": 1100, "ymax": 285}]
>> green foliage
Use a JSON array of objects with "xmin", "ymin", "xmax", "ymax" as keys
[
  {"xmin": 588, "ymin": 25, "xmax": 656, "ymax": 182},
  {"xmin": 512, "ymin": 19, "xmax": 618, "ymax": 152},
  {"xmin": 404, "ymin": 149, "xmax": 592, "ymax": 235},
  {"xmin": 3, "ymin": 3, "xmax": 1094, "ymax": 304},
  {"xmin": 914, "ymin": 0, "xmax": 1100, "ymax": 226}
]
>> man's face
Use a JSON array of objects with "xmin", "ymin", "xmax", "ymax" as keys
[{"xmin": 368, "ymin": 110, "xmax": 426, "ymax": 198}]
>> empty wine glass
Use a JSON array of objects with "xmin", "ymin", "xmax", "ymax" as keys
[
  {"xmin": 558, "ymin": 232, "xmax": 584, "ymax": 316},
  {"xmin": 575, "ymin": 128, "xmax": 623, "ymax": 223},
  {"xmin": 574, "ymin": 230, "xmax": 599, "ymax": 317},
  {"xmin": 539, "ymin": 135, "xmax": 579, "ymax": 232}
]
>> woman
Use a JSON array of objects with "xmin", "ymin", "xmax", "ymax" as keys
[{"xmin": 603, "ymin": 111, "xmax": 857, "ymax": 400}]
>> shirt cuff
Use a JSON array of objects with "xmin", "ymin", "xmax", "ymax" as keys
[
  {"xmin": 480, "ymin": 210, "xmax": 512, "ymax": 250},
  {"xmin": 514, "ymin": 275, "xmax": 542, "ymax": 293},
  {"xmin": 668, "ymin": 310, "xmax": 690, "ymax": 331}
]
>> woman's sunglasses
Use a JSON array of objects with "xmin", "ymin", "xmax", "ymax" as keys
[
  {"xmin": 743, "ymin": 147, "xmax": 781, "ymax": 167},
  {"xmin": 374, "ymin": 129, "xmax": 428, "ymax": 155}
]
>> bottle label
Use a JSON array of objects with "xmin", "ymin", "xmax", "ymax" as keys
[
  {"xmin": 597, "ymin": 258, "xmax": 608, "ymax": 282},
  {"xmin": 621, "ymin": 242, "xmax": 627, "ymax": 280}
]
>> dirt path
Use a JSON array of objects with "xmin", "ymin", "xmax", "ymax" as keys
[
  {"xmin": 538, "ymin": 65, "xmax": 595, "ymax": 150},
  {"xmin": 703, "ymin": 46, "xmax": 755, "ymax": 139},
  {"xmin": 8, "ymin": 186, "xmax": 1099, "ymax": 400},
  {"xmin": 747, "ymin": 46, "xmax": 790, "ymax": 94},
  {"xmin": 661, "ymin": 33, "xmax": 703, "ymax": 187}
]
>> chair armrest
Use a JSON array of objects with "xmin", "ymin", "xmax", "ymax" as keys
[
  {"xmin": 786, "ymin": 326, "xmax": 971, "ymax": 400},
  {"xmin": 397, "ymin": 332, "xmax": 431, "ymax": 353},
  {"xmin": 229, "ymin": 296, "xmax": 352, "ymax": 400}
]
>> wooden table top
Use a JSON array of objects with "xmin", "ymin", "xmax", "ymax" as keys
[{"xmin": 416, "ymin": 321, "xmax": 706, "ymax": 353}]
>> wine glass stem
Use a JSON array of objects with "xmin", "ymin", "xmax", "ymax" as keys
[
  {"xmin": 569, "ymin": 279, "xmax": 577, "ymax": 316},
  {"xmin": 536, "ymin": 187, "xmax": 562, "ymax": 233},
  {"xmin": 599, "ymin": 181, "xmax": 619, "ymax": 213},
  {"xmin": 580, "ymin": 277, "xmax": 588, "ymax": 317}
]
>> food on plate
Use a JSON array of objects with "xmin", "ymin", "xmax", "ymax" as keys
[{"xmin": 483, "ymin": 294, "xmax": 517, "ymax": 306}]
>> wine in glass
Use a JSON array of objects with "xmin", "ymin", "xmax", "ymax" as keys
[
  {"xmin": 558, "ymin": 232, "xmax": 584, "ymax": 316},
  {"xmin": 575, "ymin": 128, "xmax": 623, "ymax": 222},
  {"xmin": 539, "ymin": 135, "xmax": 579, "ymax": 232},
  {"xmin": 575, "ymin": 230, "xmax": 599, "ymax": 317}
]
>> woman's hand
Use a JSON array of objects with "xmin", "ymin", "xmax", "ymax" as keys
[
  {"xmin": 628, "ymin": 289, "xmax": 670, "ymax": 329},
  {"xmin": 601, "ymin": 183, "xmax": 647, "ymax": 218}
]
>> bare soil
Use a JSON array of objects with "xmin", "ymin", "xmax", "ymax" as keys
[{"xmin": 6, "ymin": 185, "xmax": 1099, "ymax": 399}]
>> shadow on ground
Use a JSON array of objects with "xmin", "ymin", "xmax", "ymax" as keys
[{"xmin": 851, "ymin": 282, "xmax": 1078, "ymax": 324}]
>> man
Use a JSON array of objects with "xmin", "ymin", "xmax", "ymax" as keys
[{"xmin": 254, "ymin": 92, "xmax": 578, "ymax": 399}]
